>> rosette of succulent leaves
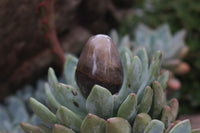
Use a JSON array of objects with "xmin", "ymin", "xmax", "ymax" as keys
[
  {"xmin": 0, "ymin": 80, "xmax": 46, "ymax": 133},
  {"xmin": 110, "ymin": 23, "xmax": 190, "ymax": 91},
  {"xmin": 20, "ymin": 35, "xmax": 199, "ymax": 133},
  {"xmin": 0, "ymin": 69, "xmax": 67, "ymax": 133}
]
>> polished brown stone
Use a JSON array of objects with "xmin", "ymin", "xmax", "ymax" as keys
[{"xmin": 75, "ymin": 34, "xmax": 123, "ymax": 97}]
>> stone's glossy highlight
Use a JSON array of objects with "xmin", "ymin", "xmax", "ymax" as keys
[{"xmin": 75, "ymin": 34, "xmax": 123, "ymax": 97}]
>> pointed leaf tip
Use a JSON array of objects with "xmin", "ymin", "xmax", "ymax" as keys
[
  {"xmin": 56, "ymin": 106, "xmax": 82, "ymax": 132},
  {"xmin": 81, "ymin": 113, "xmax": 106, "ymax": 133},
  {"xmin": 152, "ymin": 81, "xmax": 166, "ymax": 118},
  {"xmin": 53, "ymin": 124, "xmax": 75, "ymax": 133},
  {"xmin": 117, "ymin": 93, "xmax": 137, "ymax": 122},
  {"xmin": 20, "ymin": 122, "xmax": 45, "ymax": 133},
  {"xmin": 133, "ymin": 113, "xmax": 152, "ymax": 133},
  {"xmin": 29, "ymin": 97, "xmax": 57, "ymax": 125},
  {"xmin": 106, "ymin": 117, "xmax": 131, "ymax": 133},
  {"xmin": 138, "ymin": 86, "xmax": 153, "ymax": 113},
  {"xmin": 86, "ymin": 85, "xmax": 114, "ymax": 119}
]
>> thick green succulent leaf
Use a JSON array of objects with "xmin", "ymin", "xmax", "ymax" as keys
[
  {"xmin": 56, "ymin": 106, "xmax": 82, "ymax": 132},
  {"xmin": 48, "ymin": 67, "xmax": 86, "ymax": 116},
  {"xmin": 48, "ymin": 68, "xmax": 58, "ymax": 89},
  {"xmin": 168, "ymin": 98, "xmax": 179, "ymax": 120},
  {"xmin": 29, "ymin": 98, "xmax": 57, "ymax": 125},
  {"xmin": 161, "ymin": 106, "xmax": 174, "ymax": 128},
  {"xmin": 132, "ymin": 113, "xmax": 152, "ymax": 133},
  {"xmin": 64, "ymin": 55, "xmax": 78, "ymax": 87},
  {"xmin": 119, "ymin": 47, "xmax": 132, "ymax": 92},
  {"xmin": 86, "ymin": 85, "xmax": 114, "ymax": 119},
  {"xmin": 191, "ymin": 129, "xmax": 200, "ymax": 133},
  {"xmin": 144, "ymin": 120, "xmax": 165, "ymax": 133},
  {"xmin": 158, "ymin": 71, "xmax": 169, "ymax": 90},
  {"xmin": 113, "ymin": 48, "xmax": 132, "ymax": 111},
  {"xmin": 137, "ymin": 51, "xmax": 162, "ymax": 103},
  {"xmin": 117, "ymin": 93, "xmax": 137, "ymax": 122},
  {"xmin": 148, "ymin": 51, "xmax": 162, "ymax": 84},
  {"xmin": 131, "ymin": 48, "xmax": 149, "ymax": 101},
  {"xmin": 168, "ymin": 120, "xmax": 191, "ymax": 133},
  {"xmin": 53, "ymin": 124, "xmax": 76, "ymax": 133},
  {"xmin": 128, "ymin": 56, "xmax": 142, "ymax": 93},
  {"xmin": 44, "ymin": 83, "xmax": 61, "ymax": 110},
  {"xmin": 152, "ymin": 81, "xmax": 166, "ymax": 118},
  {"xmin": 20, "ymin": 122, "xmax": 46, "ymax": 133},
  {"xmin": 106, "ymin": 117, "xmax": 131, "ymax": 133},
  {"xmin": 51, "ymin": 83, "xmax": 86, "ymax": 118},
  {"xmin": 138, "ymin": 86, "xmax": 153, "ymax": 113},
  {"xmin": 136, "ymin": 48, "xmax": 148, "ymax": 82},
  {"xmin": 81, "ymin": 113, "xmax": 106, "ymax": 133}
]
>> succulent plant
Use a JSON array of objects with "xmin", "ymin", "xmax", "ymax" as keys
[
  {"xmin": 110, "ymin": 24, "xmax": 190, "ymax": 91},
  {"xmin": 134, "ymin": 24, "xmax": 190, "ymax": 74},
  {"xmin": 111, "ymin": 24, "xmax": 189, "ymax": 72},
  {"xmin": 20, "ymin": 35, "xmax": 199, "ymax": 133},
  {"xmin": 0, "ymin": 80, "xmax": 46, "ymax": 133}
]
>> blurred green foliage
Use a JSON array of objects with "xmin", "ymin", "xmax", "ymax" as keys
[{"xmin": 119, "ymin": 0, "xmax": 200, "ymax": 114}]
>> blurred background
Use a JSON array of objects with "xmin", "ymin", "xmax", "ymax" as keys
[{"xmin": 0, "ymin": 0, "xmax": 200, "ymax": 130}]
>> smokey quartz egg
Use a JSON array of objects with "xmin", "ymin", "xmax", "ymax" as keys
[{"xmin": 75, "ymin": 34, "xmax": 123, "ymax": 97}]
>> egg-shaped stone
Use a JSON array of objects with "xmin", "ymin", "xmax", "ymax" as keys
[{"xmin": 75, "ymin": 34, "xmax": 123, "ymax": 97}]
